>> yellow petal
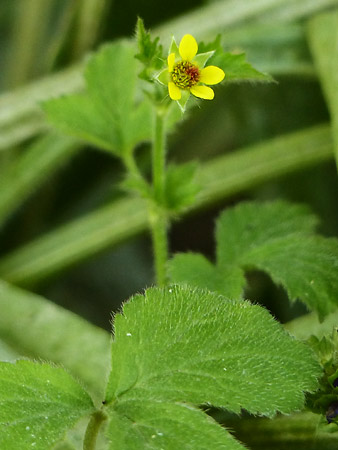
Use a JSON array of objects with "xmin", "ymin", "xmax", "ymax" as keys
[
  {"xmin": 190, "ymin": 85, "xmax": 214, "ymax": 100},
  {"xmin": 179, "ymin": 34, "xmax": 198, "ymax": 61},
  {"xmin": 167, "ymin": 53, "xmax": 176, "ymax": 72},
  {"xmin": 168, "ymin": 82, "xmax": 181, "ymax": 100},
  {"xmin": 199, "ymin": 66, "xmax": 225, "ymax": 85}
]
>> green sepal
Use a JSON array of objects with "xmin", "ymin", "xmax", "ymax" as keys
[
  {"xmin": 169, "ymin": 36, "xmax": 179, "ymax": 57},
  {"xmin": 193, "ymin": 50, "xmax": 215, "ymax": 68},
  {"xmin": 156, "ymin": 68, "xmax": 169, "ymax": 85},
  {"xmin": 176, "ymin": 89, "xmax": 190, "ymax": 112}
]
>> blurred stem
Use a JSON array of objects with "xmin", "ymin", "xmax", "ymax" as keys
[
  {"xmin": 83, "ymin": 410, "xmax": 107, "ymax": 450},
  {"xmin": 5, "ymin": 0, "xmax": 53, "ymax": 88},
  {"xmin": 72, "ymin": 0, "xmax": 112, "ymax": 59},
  {"xmin": 152, "ymin": 110, "xmax": 166, "ymax": 204},
  {"xmin": 150, "ymin": 109, "xmax": 169, "ymax": 287}
]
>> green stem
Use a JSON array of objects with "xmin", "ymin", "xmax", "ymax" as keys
[
  {"xmin": 152, "ymin": 110, "xmax": 166, "ymax": 203},
  {"xmin": 83, "ymin": 410, "xmax": 106, "ymax": 450},
  {"xmin": 150, "ymin": 207, "xmax": 169, "ymax": 287},
  {"xmin": 150, "ymin": 109, "xmax": 169, "ymax": 287}
]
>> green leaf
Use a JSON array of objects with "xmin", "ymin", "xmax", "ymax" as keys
[
  {"xmin": 107, "ymin": 399, "xmax": 244, "ymax": 450},
  {"xmin": 211, "ymin": 52, "xmax": 274, "ymax": 82},
  {"xmin": 164, "ymin": 162, "xmax": 200, "ymax": 213},
  {"xmin": 199, "ymin": 35, "xmax": 273, "ymax": 83},
  {"xmin": 44, "ymin": 40, "xmax": 152, "ymax": 157},
  {"xmin": 168, "ymin": 252, "xmax": 245, "ymax": 298},
  {"xmin": 0, "ymin": 360, "xmax": 94, "ymax": 450},
  {"xmin": 105, "ymin": 286, "xmax": 320, "ymax": 448},
  {"xmin": 0, "ymin": 280, "xmax": 110, "ymax": 401},
  {"xmin": 169, "ymin": 200, "xmax": 338, "ymax": 317},
  {"xmin": 242, "ymin": 236, "xmax": 338, "ymax": 319},
  {"xmin": 307, "ymin": 10, "xmax": 338, "ymax": 168},
  {"xmin": 215, "ymin": 200, "xmax": 318, "ymax": 267},
  {"xmin": 135, "ymin": 18, "xmax": 163, "ymax": 81},
  {"xmin": 0, "ymin": 125, "xmax": 333, "ymax": 287}
]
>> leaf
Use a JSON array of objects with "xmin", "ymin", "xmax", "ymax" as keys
[
  {"xmin": 135, "ymin": 17, "xmax": 163, "ymax": 81},
  {"xmin": 211, "ymin": 52, "xmax": 274, "ymax": 83},
  {"xmin": 0, "ymin": 360, "xmax": 94, "ymax": 450},
  {"xmin": 44, "ymin": 40, "xmax": 152, "ymax": 157},
  {"xmin": 307, "ymin": 10, "xmax": 338, "ymax": 167},
  {"xmin": 215, "ymin": 200, "xmax": 318, "ymax": 267},
  {"xmin": 104, "ymin": 286, "xmax": 320, "ymax": 448},
  {"xmin": 242, "ymin": 235, "xmax": 338, "ymax": 319},
  {"xmin": 0, "ymin": 125, "xmax": 333, "ymax": 287},
  {"xmin": 164, "ymin": 162, "xmax": 200, "ymax": 213},
  {"xmin": 169, "ymin": 200, "xmax": 338, "ymax": 317},
  {"xmin": 199, "ymin": 35, "xmax": 273, "ymax": 83},
  {"xmin": 168, "ymin": 252, "xmax": 245, "ymax": 298},
  {"xmin": 0, "ymin": 280, "xmax": 111, "ymax": 401},
  {"xmin": 107, "ymin": 400, "xmax": 244, "ymax": 450}
]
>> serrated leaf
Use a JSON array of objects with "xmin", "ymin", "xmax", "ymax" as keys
[
  {"xmin": 0, "ymin": 360, "xmax": 94, "ymax": 450},
  {"xmin": 216, "ymin": 200, "xmax": 319, "ymax": 267},
  {"xmin": 198, "ymin": 35, "xmax": 273, "ymax": 83},
  {"xmin": 164, "ymin": 162, "xmax": 200, "ymax": 213},
  {"xmin": 210, "ymin": 52, "xmax": 274, "ymax": 83},
  {"xmin": 135, "ymin": 18, "xmax": 163, "ymax": 81},
  {"xmin": 44, "ymin": 41, "xmax": 152, "ymax": 157},
  {"xmin": 168, "ymin": 252, "xmax": 245, "ymax": 298},
  {"xmin": 243, "ymin": 236, "xmax": 338, "ymax": 318},
  {"xmin": 170, "ymin": 200, "xmax": 338, "ymax": 317},
  {"xmin": 105, "ymin": 286, "xmax": 320, "ymax": 449}
]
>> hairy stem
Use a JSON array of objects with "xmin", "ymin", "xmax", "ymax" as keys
[
  {"xmin": 150, "ymin": 110, "xmax": 169, "ymax": 286},
  {"xmin": 83, "ymin": 410, "xmax": 107, "ymax": 450}
]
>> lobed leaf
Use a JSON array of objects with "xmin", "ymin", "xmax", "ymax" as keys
[
  {"xmin": 105, "ymin": 286, "xmax": 320, "ymax": 448},
  {"xmin": 210, "ymin": 51, "xmax": 274, "ymax": 83},
  {"xmin": 169, "ymin": 200, "xmax": 338, "ymax": 317},
  {"xmin": 0, "ymin": 360, "xmax": 94, "ymax": 450},
  {"xmin": 44, "ymin": 40, "xmax": 152, "ymax": 157}
]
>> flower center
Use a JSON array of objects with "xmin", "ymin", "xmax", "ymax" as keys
[{"xmin": 171, "ymin": 61, "xmax": 200, "ymax": 89}]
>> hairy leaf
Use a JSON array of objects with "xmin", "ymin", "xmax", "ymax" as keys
[
  {"xmin": 0, "ymin": 360, "xmax": 94, "ymax": 449},
  {"xmin": 105, "ymin": 286, "xmax": 320, "ymax": 448},
  {"xmin": 170, "ymin": 200, "xmax": 338, "ymax": 317},
  {"xmin": 107, "ymin": 399, "xmax": 244, "ymax": 450},
  {"xmin": 44, "ymin": 41, "xmax": 152, "ymax": 157},
  {"xmin": 0, "ymin": 280, "xmax": 110, "ymax": 400}
]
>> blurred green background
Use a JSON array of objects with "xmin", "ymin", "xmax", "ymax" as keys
[{"xmin": 0, "ymin": 0, "xmax": 338, "ymax": 330}]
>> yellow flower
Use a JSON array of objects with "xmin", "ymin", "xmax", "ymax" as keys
[{"xmin": 157, "ymin": 34, "xmax": 225, "ymax": 107}]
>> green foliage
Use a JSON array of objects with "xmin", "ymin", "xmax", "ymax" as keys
[
  {"xmin": 44, "ymin": 40, "xmax": 152, "ymax": 158},
  {"xmin": 104, "ymin": 286, "xmax": 320, "ymax": 448},
  {"xmin": 307, "ymin": 330, "xmax": 338, "ymax": 421},
  {"xmin": 0, "ymin": 360, "xmax": 94, "ymax": 449},
  {"xmin": 0, "ymin": 280, "xmax": 110, "ymax": 400},
  {"xmin": 107, "ymin": 400, "xmax": 244, "ymax": 450},
  {"xmin": 199, "ymin": 35, "xmax": 273, "ymax": 83},
  {"xmin": 164, "ymin": 162, "xmax": 200, "ymax": 213},
  {"xmin": 135, "ymin": 17, "xmax": 163, "ymax": 81},
  {"xmin": 169, "ymin": 200, "xmax": 338, "ymax": 317}
]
